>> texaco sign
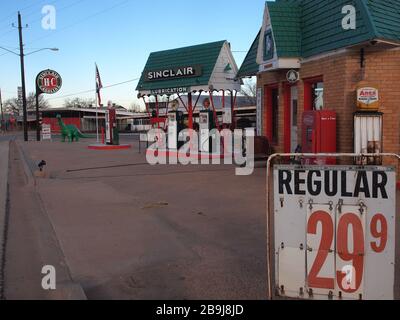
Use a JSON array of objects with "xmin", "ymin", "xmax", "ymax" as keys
[{"xmin": 36, "ymin": 69, "xmax": 62, "ymax": 94}]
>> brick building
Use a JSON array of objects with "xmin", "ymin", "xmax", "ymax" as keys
[{"xmin": 238, "ymin": 0, "xmax": 400, "ymax": 158}]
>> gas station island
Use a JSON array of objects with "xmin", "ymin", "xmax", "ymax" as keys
[{"xmin": 136, "ymin": 40, "xmax": 242, "ymax": 159}]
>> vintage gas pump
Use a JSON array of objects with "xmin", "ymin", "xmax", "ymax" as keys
[
  {"xmin": 105, "ymin": 104, "xmax": 117, "ymax": 145},
  {"xmin": 167, "ymin": 100, "xmax": 184, "ymax": 150},
  {"xmin": 354, "ymin": 84, "xmax": 383, "ymax": 165},
  {"xmin": 199, "ymin": 98, "xmax": 216, "ymax": 153}
]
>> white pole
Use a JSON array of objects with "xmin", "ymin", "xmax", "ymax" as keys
[{"xmin": 95, "ymin": 63, "xmax": 99, "ymax": 143}]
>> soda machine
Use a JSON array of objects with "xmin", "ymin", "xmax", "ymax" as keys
[{"xmin": 302, "ymin": 110, "xmax": 337, "ymax": 165}]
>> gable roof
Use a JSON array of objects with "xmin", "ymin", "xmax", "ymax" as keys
[
  {"xmin": 136, "ymin": 41, "xmax": 226, "ymax": 93},
  {"xmin": 366, "ymin": 0, "xmax": 400, "ymax": 42},
  {"xmin": 268, "ymin": 0, "xmax": 302, "ymax": 57},
  {"xmin": 238, "ymin": 0, "xmax": 400, "ymax": 77},
  {"xmin": 236, "ymin": 30, "xmax": 261, "ymax": 78}
]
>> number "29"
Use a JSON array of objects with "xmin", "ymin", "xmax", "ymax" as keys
[{"xmin": 307, "ymin": 211, "xmax": 387, "ymax": 293}]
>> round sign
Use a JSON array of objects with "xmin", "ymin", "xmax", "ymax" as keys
[
  {"xmin": 36, "ymin": 69, "xmax": 62, "ymax": 94},
  {"xmin": 286, "ymin": 69, "xmax": 300, "ymax": 84}
]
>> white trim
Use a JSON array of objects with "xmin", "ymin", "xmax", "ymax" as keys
[
  {"xmin": 257, "ymin": 4, "xmax": 279, "ymax": 66},
  {"xmin": 259, "ymin": 58, "xmax": 301, "ymax": 72}
]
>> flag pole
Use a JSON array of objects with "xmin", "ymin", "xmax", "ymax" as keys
[{"xmin": 95, "ymin": 63, "xmax": 99, "ymax": 143}]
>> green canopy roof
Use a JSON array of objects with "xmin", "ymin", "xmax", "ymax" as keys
[
  {"xmin": 136, "ymin": 41, "xmax": 226, "ymax": 94},
  {"xmin": 236, "ymin": 30, "xmax": 261, "ymax": 78},
  {"xmin": 238, "ymin": 0, "xmax": 400, "ymax": 77}
]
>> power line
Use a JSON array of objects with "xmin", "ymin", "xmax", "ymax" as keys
[
  {"xmin": 0, "ymin": 0, "xmax": 130, "ymax": 58},
  {"xmin": 0, "ymin": 0, "xmax": 87, "ymax": 57},
  {"xmin": 47, "ymin": 77, "xmax": 140, "ymax": 101},
  {"xmin": 26, "ymin": 0, "xmax": 133, "ymax": 46},
  {"xmin": 0, "ymin": 0, "xmax": 44, "ymax": 22},
  {"xmin": 0, "ymin": 0, "xmax": 60, "ymax": 34}
]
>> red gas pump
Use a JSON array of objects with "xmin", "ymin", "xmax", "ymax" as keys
[{"xmin": 302, "ymin": 110, "xmax": 337, "ymax": 164}]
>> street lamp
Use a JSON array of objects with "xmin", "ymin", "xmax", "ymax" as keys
[
  {"xmin": 0, "ymin": 12, "xmax": 58, "ymax": 142},
  {"xmin": 25, "ymin": 47, "xmax": 59, "ymax": 56}
]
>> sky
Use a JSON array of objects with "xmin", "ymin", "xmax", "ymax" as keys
[{"xmin": 0, "ymin": 0, "xmax": 265, "ymax": 108}]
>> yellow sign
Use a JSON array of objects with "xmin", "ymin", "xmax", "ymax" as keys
[{"xmin": 357, "ymin": 86, "xmax": 379, "ymax": 111}]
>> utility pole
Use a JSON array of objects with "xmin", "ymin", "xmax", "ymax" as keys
[{"xmin": 17, "ymin": 11, "xmax": 28, "ymax": 142}]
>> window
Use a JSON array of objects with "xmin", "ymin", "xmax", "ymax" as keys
[
  {"xmin": 264, "ymin": 30, "xmax": 275, "ymax": 61},
  {"xmin": 312, "ymin": 81, "xmax": 324, "ymax": 110},
  {"xmin": 304, "ymin": 77, "xmax": 324, "ymax": 111}
]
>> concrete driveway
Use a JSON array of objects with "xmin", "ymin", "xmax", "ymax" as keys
[{"xmin": 15, "ymin": 138, "xmax": 268, "ymax": 300}]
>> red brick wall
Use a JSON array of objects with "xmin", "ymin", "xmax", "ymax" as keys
[{"xmin": 257, "ymin": 48, "xmax": 400, "ymax": 159}]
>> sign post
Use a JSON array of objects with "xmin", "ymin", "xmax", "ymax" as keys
[
  {"xmin": 266, "ymin": 153, "xmax": 399, "ymax": 300},
  {"xmin": 35, "ymin": 69, "xmax": 62, "ymax": 141}
]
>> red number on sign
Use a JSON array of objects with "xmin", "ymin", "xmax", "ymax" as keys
[
  {"xmin": 336, "ymin": 213, "xmax": 365, "ymax": 293},
  {"xmin": 307, "ymin": 210, "xmax": 335, "ymax": 289},
  {"xmin": 370, "ymin": 214, "xmax": 388, "ymax": 253}
]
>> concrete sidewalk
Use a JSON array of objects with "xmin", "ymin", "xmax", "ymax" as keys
[
  {"xmin": 3, "ymin": 141, "xmax": 86, "ymax": 300},
  {"xmin": 0, "ymin": 142, "xmax": 10, "ymax": 299}
]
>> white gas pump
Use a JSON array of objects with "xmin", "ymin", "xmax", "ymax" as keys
[
  {"xmin": 199, "ymin": 98, "xmax": 216, "ymax": 153},
  {"xmin": 168, "ymin": 100, "xmax": 180, "ymax": 150},
  {"xmin": 199, "ymin": 112, "xmax": 210, "ymax": 153},
  {"xmin": 168, "ymin": 112, "xmax": 178, "ymax": 150},
  {"xmin": 105, "ymin": 109, "xmax": 111, "ymax": 144}
]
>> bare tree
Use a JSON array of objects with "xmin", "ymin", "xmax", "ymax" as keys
[
  {"xmin": 130, "ymin": 100, "xmax": 145, "ymax": 113},
  {"xmin": 64, "ymin": 97, "xmax": 95, "ymax": 109},
  {"xmin": 3, "ymin": 92, "xmax": 49, "ymax": 115},
  {"xmin": 240, "ymin": 78, "xmax": 257, "ymax": 105}
]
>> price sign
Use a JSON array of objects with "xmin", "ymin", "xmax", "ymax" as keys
[
  {"xmin": 42, "ymin": 124, "xmax": 52, "ymax": 141},
  {"xmin": 274, "ymin": 165, "xmax": 396, "ymax": 300}
]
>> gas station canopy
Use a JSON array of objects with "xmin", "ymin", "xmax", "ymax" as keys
[{"xmin": 136, "ymin": 40, "xmax": 241, "ymax": 97}]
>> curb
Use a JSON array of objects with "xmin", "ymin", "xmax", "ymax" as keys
[
  {"xmin": 13, "ymin": 141, "xmax": 87, "ymax": 300},
  {"xmin": 0, "ymin": 141, "xmax": 10, "ymax": 299}
]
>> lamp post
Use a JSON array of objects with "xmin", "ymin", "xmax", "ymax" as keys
[{"xmin": 0, "ymin": 12, "xmax": 58, "ymax": 141}]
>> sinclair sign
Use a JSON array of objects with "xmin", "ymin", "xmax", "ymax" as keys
[
  {"xmin": 273, "ymin": 165, "xmax": 396, "ymax": 300},
  {"xmin": 145, "ymin": 65, "xmax": 202, "ymax": 82},
  {"xmin": 36, "ymin": 69, "xmax": 62, "ymax": 95}
]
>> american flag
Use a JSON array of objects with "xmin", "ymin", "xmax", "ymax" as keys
[{"xmin": 95, "ymin": 63, "xmax": 103, "ymax": 105}]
